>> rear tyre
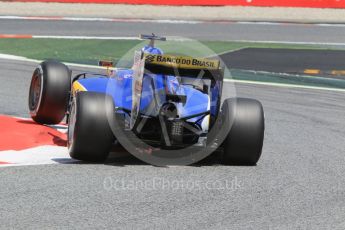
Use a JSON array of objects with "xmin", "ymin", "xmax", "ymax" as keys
[
  {"xmin": 220, "ymin": 98, "xmax": 265, "ymax": 165},
  {"xmin": 68, "ymin": 91, "xmax": 115, "ymax": 162},
  {"xmin": 28, "ymin": 60, "xmax": 71, "ymax": 124}
]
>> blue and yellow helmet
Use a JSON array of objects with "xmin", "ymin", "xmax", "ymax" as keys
[{"xmin": 142, "ymin": 45, "xmax": 163, "ymax": 55}]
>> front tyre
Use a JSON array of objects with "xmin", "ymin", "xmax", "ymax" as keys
[
  {"xmin": 28, "ymin": 60, "xmax": 71, "ymax": 124},
  {"xmin": 220, "ymin": 98, "xmax": 265, "ymax": 165},
  {"xmin": 68, "ymin": 91, "xmax": 115, "ymax": 162}
]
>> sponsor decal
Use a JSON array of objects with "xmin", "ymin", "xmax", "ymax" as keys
[{"xmin": 145, "ymin": 54, "xmax": 220, "ymax": 70}]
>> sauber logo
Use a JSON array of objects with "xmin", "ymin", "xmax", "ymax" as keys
[{"xmin": 144, "ymin": 54, "xmax": 220, "ymax": 70}]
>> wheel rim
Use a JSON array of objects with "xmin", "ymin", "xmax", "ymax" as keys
[
  {"xmin": 67, "ymin": 98, "xmax": 76, "ymax": 148},
  {"xmin": 29, "ymin": 69, "xmax": 42, "ymax": 112}
]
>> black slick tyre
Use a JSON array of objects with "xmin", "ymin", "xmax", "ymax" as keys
[
  {"xmin": 68, "ymin": 91, "xmax": 115, "ymax": 162},
  {"xmin": 28, "ymin": 60, "xmax": 71, "ymax": 124},
  {"xmin": 220, "ymin": 98, "xmax": 265, "ymax": 165}
]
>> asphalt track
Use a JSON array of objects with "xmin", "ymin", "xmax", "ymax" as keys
[
  {"xmin": 221, "ymin": 48, "xmax": 345, "ymax": 79},
  {"xmin": 2, "ymin": 19, "xmax": 345, "ymax": 44},
  {"xmin": 1, "ymin": 19, "xmax": 345, "ymax": 229},
  {"xmin": 1, "ymin": 56, "xmax": 345, "ymax": 229}
]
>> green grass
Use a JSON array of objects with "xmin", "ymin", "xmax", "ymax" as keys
[
  {"xmin": 0, "ymin": 39, "xmax": 141, "ymax": 65},
  {"xmin": 0, "ymin": 38, "xmax": 334, "ymax": 66},
  {"xmin": 0, "ymin": 38, "xmax": 343, "ymax": 89}
]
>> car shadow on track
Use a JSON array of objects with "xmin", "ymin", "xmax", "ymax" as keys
[
  {"xmin": 103, "ymin": 150, "xmax": 224, "ymax": 167},
  {"xmin": 52, "ymin": 145, "xmax": 253, "ymax": 167}
]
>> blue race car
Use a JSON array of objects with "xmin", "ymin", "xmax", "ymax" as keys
[{"xmin": 28, "ymin": 34, "xmax": 264, "ymax": 165}]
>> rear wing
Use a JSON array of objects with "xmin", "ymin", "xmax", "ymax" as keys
[
  {"xmin": 130, "ymin": 51, "xmax": 224, "ymax": 130},
  {"xmin": 143, "ymin": 53, "xmax": 223, "ymax": 80}
]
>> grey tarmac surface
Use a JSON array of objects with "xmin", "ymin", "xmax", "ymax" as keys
[
  {"xmin": 1, "ymin": 58, "xmax": 345, "ymax": 229},
  {"xmin": 221, "ymin": 48, "xmax": 345, "ymax": 79},
  {"xmin": 2, "ymin": 19, "xmax": 345, "ymax": 44}
]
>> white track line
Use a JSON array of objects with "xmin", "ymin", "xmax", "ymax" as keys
[
  {"xmin": 0, "ymin": 53, "xmax": 344, "ymax": 93},
  {"xmin": 2, "ymin": 33, "xmax": 345, "ymax": 46},
  {"xmin": 0, "ymin": 53, "xmax": 107, "ymax": 69},
  {"xmin": 31, "ymin": 35, "xmax": 193, "ymax": 41},
  {"xmin": 225, "ymin": 79, "xmax": 345, "ymax": 93},
  {"xmin": 236, "ymin": 21, "xmax": 345, "ymax": 27},
  {"xmin": 228, "ymin": 39, "xmax": 345, "ymax": 47},
  {"xmin": 1, "ymin": 15, "xmax": 345, "ymax": 27},
  {"xmin": 0, "ymin": 146, "xmax": 75, "ymax": 167},
  {"xmin": 28, "ymin": 37, "xmax": 345, "ymax": 46},
  {"xmin": 0, "ymin": 34, "xmax": 194, "ymax": 41}
]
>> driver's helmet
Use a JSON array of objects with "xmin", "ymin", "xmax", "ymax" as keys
[
  {"xmin": 142, "ymin": 45, "xmax": 179, "ymax": 95},
  {"xmin": 141, "ymin": 45, "xmax": 178, "ymax": 95},
  {"xmin": 141, "ymin": 45, "xmax": 163, "ymax": 55}
]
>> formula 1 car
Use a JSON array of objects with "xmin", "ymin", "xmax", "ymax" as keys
[{"xmin": 28, "ymin": 34, "xmax": 264, "ymax": 165}]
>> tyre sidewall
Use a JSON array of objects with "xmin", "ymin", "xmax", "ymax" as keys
[
  {"xmin": 68, "ymin": 91, "xmax": 115, "ymax": 162},
  {"xmin": 29, "ymin": 61, "xmax": 71, "ymax": 124},
  {"xmin": 221, "ymin": 98, "xmax": 265, "ymax": 165}
]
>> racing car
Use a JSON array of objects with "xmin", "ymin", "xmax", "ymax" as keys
[{"xmin": 28, "ymin": 34, "xmax": 264, "ymax": 165}]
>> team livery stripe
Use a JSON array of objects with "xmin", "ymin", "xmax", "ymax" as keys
[{"xmin": 72, "ymin": 81, "xmax": 87, "ymax": 94}]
